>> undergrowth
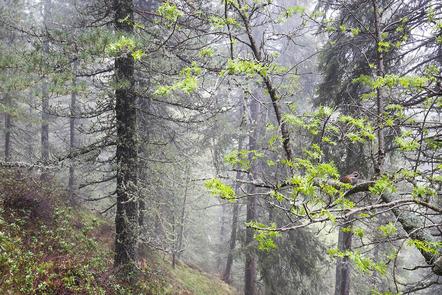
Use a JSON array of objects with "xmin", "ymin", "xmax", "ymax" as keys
[
  {"xmin": 0, "ymin": 168, "xmax": 237, "ymax": 295},
  {"xmin": 0, "ymin": 169, "xmax": 170, "ymax": 294}
]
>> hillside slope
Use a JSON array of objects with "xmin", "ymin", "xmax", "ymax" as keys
[{"xmin": 0, "ymin": 169, "xmax": 237, "ymax": 295}]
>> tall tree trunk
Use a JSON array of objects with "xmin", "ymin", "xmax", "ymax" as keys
[
  {"xmin": 334, "ymin": 221, "xmax": 353, "ymax": 295},
  {"xmin": 172, "ymin": 214, "xmax": 177, "ymax": 268},
  {"xmin": 222, "ymin": 141, "xmax": 243, "ymax": 283},
  {"xmin": 4, "ymin": 94, "xmax": 11, "ymax": 162},
  {"xmin": 244, "ymin": 97, "xmax": 259, "ymax": 295},
  {"xmin": 27, "ymin": 91, "xmax": 34, "ymax": 163},
  {"xmin": 373, "ymin": 0, "xmax": 386, "ymax": 176},
  {"xmin": 334, "ymin": 145, "xmax": 363, "ymax": 295},
  {"xmin": 41, "ymin": 0, "xmax": 50, "ymax": 178},
  {"xmin": 68, "ymin": 60, "xmax": 78, "ymax": 204},
  {"xmin": 218, "ymin": 203, "xmax": 227, "ymax": 271},
  {"xmin": 177, "ymin": 169, "xmax": 190, "ymax": 260},
  {"xmin": 137, "ymin": 98, "xmax": 151, "ymax": 228},
  {"xmin": 212, "ymin": 139, "xmax": 227, "ymax": 272},
  {"xmin": 113, "ymin": 0, "xmax": 139, "ymax": 279}
]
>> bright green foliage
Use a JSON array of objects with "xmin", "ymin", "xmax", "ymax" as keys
[
  {"xmin": 290, "ymin": 175, "xmax": 316, "ymax": 197},
  {"xmin": 412, "ymin": 185, "xmax": 437, "ymax": 199},
  {"xmin": 377, "ymin": 40, "xmax": 391, "ymax": 52},
  {"xmin": 353, "ymin": 227, "xmax": 364, "ymax": 238},
  {"xmin": 224, "ymin": 149, "xmax": 263, "ymax": 170},
  {"xmin": 369, "ymin": 175, "xmax": 397, "ymax": 195},
  {"xmin": 106, "ymin": 35, "xmax": 136, "ymax": 55},
  {"xmin": 268, "ymin": 134, "xmax": 283, "ymax": 148},
  {"xmin": 209, "ymin": 16, "xmax": 239, "ymax": 28},
  {"xmin": 199, "ymin": 47, "xmax": 215, "ymax": 58},
  {"xmin": 327, "ymin": 249, "xmax": 387, "ymax": 275},
  {"xmin": 353, "ymin": 74, "xmax": 429, "ymax": 89},
  {"xmin": 223, "ymin": 59, "xmax": 287, "ymax": 78},
  {"xmin": 278, "ymin": 5, "xmax": 305, "ymax": 22},
  {"xmin": 351, "ymin": 27, "xmax": 361, "ymax": 36},
  {"xmin": 204, "ymin": 179, "xmax": 236, "ymax": 201},
  {"xmin": 378, "ymin": 222, "xmax": 398, "ymax": 237},
  {"xmin": 282, "ymin": 113, "xmax": 304, "ymax": 127},
  {"xmin": 131, "ymin": 49, "xmax": 144, "ymax": 61},
  {"xmin": 396, "ymin": 169, "xmax": 419, "ymax": 180},
  {"xmin": 270, "ymin": 190, "xmax": 285, "ymax": 202},
  {"xmin": 154, "ymin": 62, "xmax": 201, "ymax": 95},
  {"xmin": 158, "ymin": 2, "xmax": 183, "ymax": 22},
  {"xmin": 247, "ymin": 222, "xmax": 281, "ymax": 252},
  {"xmin": 338, "ymin": 115, "xmax": 376, "ymax": 142},
  {"xmin": 285, "ymin": 6, "xmax": 305, "ymax": 17},
  {"xmin": 223, "ymin": 59, "xmax": 269, "ymax": 77},
  {"xmin": 333, "ymin": 197, "xmax": 355, "ymax": 209},
  {"xmin": 407, "ymin": 240, "xmax": 442, "ymax": 255},
  {"xmin": 105, "ymin": 35, "xmax": 144, "ymax": 61},
  {"xmin": 394, "ymin": 134, "xmax": 420, "ymax": 151},
  {"xmin": 342, "ymin": 227, "xmax": 364, "ymax": 238},
  {"xmin": 303, "ymin": 143, "xmax": 323, "ymax": 160},
  {"xmin": 426, "ymin": 137, "xmax": 442, "ymax": 151}
]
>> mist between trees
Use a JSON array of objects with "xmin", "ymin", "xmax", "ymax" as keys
[{"xmin": 0, "ymin": 0, "xmax": 441, "ymax": 294}]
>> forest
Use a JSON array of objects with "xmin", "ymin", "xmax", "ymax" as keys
[{"xmin": 0, "ymin": 0, "xmax": 441, "ymax": 294}]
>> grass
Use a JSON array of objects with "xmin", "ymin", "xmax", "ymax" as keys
[{"xmin": 169, "ymin": 262, "xmax": 238, "ymax": 295}]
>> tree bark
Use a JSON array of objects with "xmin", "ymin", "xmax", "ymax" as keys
[
  {"xmin": 41, "ymin": 0, "xmax": 51, "ymax": 180},
  {"xmin": 382, "ymin": 193, "xmax": 442, "ymax": 274},
  {"xmin": 4, "ymin": 94, "xmax": 11, "ymax": 162},
  {"xmin": 372, "ymin": 0, "xmax": 386, "ymax": 176},
  {"xmin": 244, "ymin": 97, "xmax": 259, "ymax": 295},
  {"xmin": 334, "ymin": 221, "xmax": 353, "ymax": 295},
  {"xmin": 223, "ymin": 138, "xmax": 244, "ymax": 283},
  {"xmin": 68, "ymin": 60, "xmax": 78, "ymax": 204},
  {"xmin": 113, "ymin": 0, "xmax": 139, "ymax": 279},
  {"xmin": 176, "ymin": 169, "xmax": 190, "ymax": 260},
  {"xmin": 26, "ymin": 91, "xmax": 34, "ymax": 163}
]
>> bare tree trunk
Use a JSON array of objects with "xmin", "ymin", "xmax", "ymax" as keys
[
  {"xmin": 68, "ymin": 60, "xmax": 78, "ymax": 204},
  {"xmin": 245, "ymin": 97, "xmax": 259, "ymax": 295},
  {"xmin": 4, "ymin": 94, "xmax": 11, "ymax": 162},
  {"xmin": 113, "ymin": 0, "xmax": 139, "ymax": 280}
]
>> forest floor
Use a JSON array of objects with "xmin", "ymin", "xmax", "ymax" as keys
[{"xmin": 0, "ymin": 168, "xmax": 238, "ymax": 295}]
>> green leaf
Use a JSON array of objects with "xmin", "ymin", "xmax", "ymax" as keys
[
  {"xmin": 378, "ymin": 222, "xmax": 397, "ymax": 237},
  {"xmin": 204, "ymin": 179, "xmax": 236, "ymax": 201},
  {"xmin": 407, "ymin": 240, "xmax": 442, "ymax": 255},
  {"xmin": 131, "ymin": 49, "xmax": 143, "ymax": 61},
  {"xmin": 246, "ymin": 222, "xmax": 281, "ymax": 252},
  {"xmin": 157, "ymin": 2, "xmax": 183, "ymax": 22},
  {"xmin": 369, "ymin": 176, "xmax": 397, "ymax": 195}
]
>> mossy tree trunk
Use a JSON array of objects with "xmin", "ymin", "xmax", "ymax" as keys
[{"xmin": 113, "ymin": 0, "xmax": 139, "ymax": 280}]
